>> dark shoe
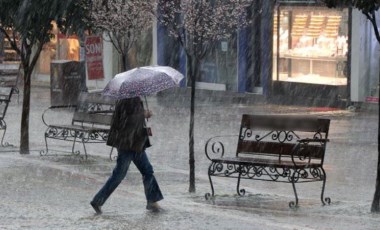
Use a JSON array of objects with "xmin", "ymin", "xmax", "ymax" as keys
[
  {"xmin": 90, "ymin": 202, "xmax": 102, "ymax": 215},
  {"xmin": 146, "ymin": 202, "xmax": 162, "ymax": 212}
]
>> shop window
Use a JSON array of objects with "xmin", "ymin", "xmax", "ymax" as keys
[
  {"xmin": 35, "ymin": 21, "xmax": 80, "ymax": 76},
  {"xmin": 197, "ymin": 33, "xmax": 238, "ymax": 91},
  {"xmin": 273, "ymin": 6, "xmax": 349, "ymax": 86},
  {"xmin": 57, "ymin": 34, "xmax": 80, "ymax": 61}
]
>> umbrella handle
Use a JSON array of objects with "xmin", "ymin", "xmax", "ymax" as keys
[
  {"xmin": 144, "ymin": 96, "xmax": 149, "ymax": 111},
  {"xmin": 144, "ymin": 96, "xmax": 149, "ymax": 122}
]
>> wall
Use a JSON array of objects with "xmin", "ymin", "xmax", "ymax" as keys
[
  {"xmin": 350, "ymin": 9, "xmax": 371, "ymax": 102},
  {"xmin": 368, "ymin": 10, "xmax": 380, "ymax": 98}
]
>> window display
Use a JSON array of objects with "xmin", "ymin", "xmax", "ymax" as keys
[
  {"xmin": 273, "ymin": 6, "xmax": 349, "ymax": 86},
  {"xmin": 35, "ymin": 22, "xmax": 80, "ymax": 76}
]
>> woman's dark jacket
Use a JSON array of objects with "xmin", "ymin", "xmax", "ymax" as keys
[{"xmin": 106, "ymin": 97, "xmax": 150, "ymax": 152}]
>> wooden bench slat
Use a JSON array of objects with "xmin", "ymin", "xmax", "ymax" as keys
[
  {"xmin": 72, "ymin": 112, "xmax": 113, "ymax": 126},
  {"xmin": 237, "ymin": 141, "xmax": 325, "ymax": 159},
  {"xmin": 77, "ymin": 92, "xmax": 115, "ymax": 105},
  {"xmin": 241, "ymin": 114, "xmax": 330, "ymax": 133}
]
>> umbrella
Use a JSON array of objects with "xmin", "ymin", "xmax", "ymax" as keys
[{"xmin": 102, "ymin": 66, "xmax": 184, "ymax": 100}]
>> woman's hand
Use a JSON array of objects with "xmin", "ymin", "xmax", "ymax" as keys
[{"xmin": 144, "ymin": 110, "xmax": 153, "ymax": 118}]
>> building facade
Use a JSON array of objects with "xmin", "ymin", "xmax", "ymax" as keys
[
  {"xmin": 1, "ymin": 1, "xmax": 378, "ymax": 106},
  {"xmin": 156, "ymin": 0, "xmax": 379, "ymax": 106}
]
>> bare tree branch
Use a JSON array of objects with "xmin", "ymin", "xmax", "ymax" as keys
[{"xmin": 91, "ymin": 0, "xmax": 155, "ymax": 71}]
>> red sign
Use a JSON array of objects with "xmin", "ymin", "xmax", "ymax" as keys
[
  {"xmin": 85, "ymin": 36, "xmax": 104, "ymax": 80},
  {"xmin": 365, "ymin": 96, "xmax": 379, "ymax": 103}
]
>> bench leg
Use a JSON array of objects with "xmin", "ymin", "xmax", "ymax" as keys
[
  {"xmin": 320, "ymin": 167, "xmax": 331, "ymax": 205},
  {"xmin": 236, "ymin": 165, "xmax": 246, "ymax": 196},
  {"xmin": 72, "ymin": 131, "xmax": 88, "ymax": 160},
  {"xmin": 289, "ymin": 170, "xmax": 299, "ymax": 208},
  {"xmin": 42, "ymin": 134, "xmax": 49, "ymax": 155},
  {"xmin": 40, "ymin": 127, "xmax": 52, "ymax": 156},
  {"xmin": 41, "ymin": 129, "xmax": 66, "ymax": 157},
  {"xmin": 71, "ymin": 133, "xmax": 77, "ymax": 154},
  {"xmin": 71, "ymin": 132, "xmax": 83, "ymax": 157},
  {"xmin": 81, "ymin": 139, "xmax": 88, "ymax": 160},
  {"xmin": 205, "ymin": 162, "xmax": 215, "ymax": 200},
  {"xmin": 0, "ymin": 120, "xmax": 7, "ymax": 146}
]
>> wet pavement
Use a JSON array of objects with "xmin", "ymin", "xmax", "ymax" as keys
[{"xmin": 0, "ymin": 86, "xmax": 379, "ymax": 229}]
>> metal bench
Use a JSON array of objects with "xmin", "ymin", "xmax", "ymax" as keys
[
  {"xmin": 0, "ymin": 86, "xmax": 13, "ymax": 146},
  {"xmin": 41, "ymin": 92, "xmax": 116, "ymax": 160},
  {"xmin": 204, "ymin": 114, "xmax": 331, "ymax": 207}
]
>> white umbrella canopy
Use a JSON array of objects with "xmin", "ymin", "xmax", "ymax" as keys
[{"xmin": 102, "ymin": 66, "xmax": 184, "ymax": 99}]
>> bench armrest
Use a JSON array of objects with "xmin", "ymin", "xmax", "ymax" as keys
[
  {"xmin": 290, "ymin": 138, "xmax": 329, "ymax": 166},
  {"xmin": 205, "ymin": 135, "xmax": 238, "ymax": 161},
  {"xmin": 42, "ymin": 105, "xmax": 77, "ymax": 127}
]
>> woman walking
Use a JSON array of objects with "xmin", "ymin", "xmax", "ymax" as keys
[{"xmin": 90, "ymin": 97, "xmax": 163, "ymax": 214}]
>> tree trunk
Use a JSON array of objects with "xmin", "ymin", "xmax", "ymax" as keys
[
  {"xmin": 371, "ymin": 69, "xmax": 380, "ymax": 212},
  {"xmin": 372, "ymin": 135, "xmax": 380, "ymax": 212},
  {"xmin": 121, "ymin": 53, "xmax": 127, "ymax": 72},
  {"xmin": 188, "ymin": 55, "xmax": 197, "ymax": 193},
  {"xmin": 20, "ymin": 67, "xmax": 31, "ymax": 154}
]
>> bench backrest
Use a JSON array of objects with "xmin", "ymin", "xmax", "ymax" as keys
[
  {"xmin": 72, "ymin": 92, "xmax": 116, "ymax": 127},
  {"xmin": 0, "ymin": 63, "xmax": 20, "ymax": 88},
  {"xmin": 0, "ymin": 87, "xmax": 13, "ymax": 119},
  {"xmin": 237, "ymin": 114, "xmax": 330, "ymax": 163}
]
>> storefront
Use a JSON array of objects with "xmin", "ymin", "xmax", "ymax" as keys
[
  {"xmin": 2, "ymin": 2, "xmax": 377, "ymax": 107},
  {"xmin": 272, "ymin": 1, "xmax": 379, "ymax": 106},
  {"xmin": 1, "ymin": 21, "xmax": 154, "ymax": 90},
  {"xmin": 197, "ymin": 34, "xmax": 238, "ymax": 91},
  {"xmin": 272, "ymin": 1, "xmax": 350, "ymax": 105},
  {"xmin": 0, "ymin": 23, "xmax": 81, "ymax": 76},
  {"xmin": 157, "ymin": 24, "xmax": 237, "ymax": 91},
  {"xmin": 273, "ymin": 7, "xmax": 349, "ymax": 85},
  {"xmin": 34, "ymin": 22, "xmax": 81, "ymax": 81},
  {"xmin": 164, "ymin": 0, "xmax": 375, "ymax": 106}
]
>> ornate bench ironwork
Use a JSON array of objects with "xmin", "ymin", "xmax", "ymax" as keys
[
  {"xmin": 41, "ymin": 92, "xmax": 116, "ymax": 160},
  {"xmin": 204, "ymin": 114, "xmax": 331, "ymax": 208}
]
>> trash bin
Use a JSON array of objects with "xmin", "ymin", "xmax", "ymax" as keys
[{"xmin": 50, "ymin": 60, "xmax": 87, "ymax": 106}]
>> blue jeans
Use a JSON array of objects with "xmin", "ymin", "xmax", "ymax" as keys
[{"xmin": 91, "ymin": 149, "xmax": 163, "ymax": 206}]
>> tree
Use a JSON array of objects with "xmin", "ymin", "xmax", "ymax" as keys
[
  {"xmin": 90, "ymin": 0, "xmax": 155, "ymax": 72},
  {"xmin": 320, "ymin": 0, "xmax": 380, "ymax": 213},
  {"xmin": 157, "ymin": 0, "xmax": 253, "ymax": 192},
  {"xmin": 0, "ymin": 0, "xmax": 89, "ymax": 154}
]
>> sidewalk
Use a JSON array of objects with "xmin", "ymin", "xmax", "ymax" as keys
[{"xmin": 0, "ymin": 86, "xmax": 379, "ymax": 229}]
